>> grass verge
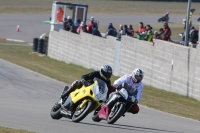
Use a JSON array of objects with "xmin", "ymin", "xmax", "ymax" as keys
[
  {"xmin": 0, "ymin": 40, "xmax": 28, "ymax": 44},
  {"xmin": 0, "ymin": 44, "xmax": 200, "ymax": 121},
  {"xmin": 0, "ymin": 126, "xmax": 38, "ymax": 133},
  {"xmin": 0, "ymin": 0, "xmax": 200, "ymax": 15}
]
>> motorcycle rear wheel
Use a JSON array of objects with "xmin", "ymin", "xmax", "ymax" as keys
[
  {"xmin": 72, "ymin": 99, "xmax": 94, "ymax": 123},
  {"xmin": 50, "ymin": 100, "xmax": 62, "ymax": 120},
  {"xmin": 92, "ymin": 107, "xmax": 102, "ymax": 122},
  {"xmin": 107, "ymin": 103, "xmax": 125, "ymax": 124}
]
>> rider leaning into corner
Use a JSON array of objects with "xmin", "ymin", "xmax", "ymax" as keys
[
  {"xmin": 60, "ymin": 65, "xmax": 114, "ymax": 113},
  {"xmin": 112, "ymin": 68, "xmax": 144, "ymax": 114}
]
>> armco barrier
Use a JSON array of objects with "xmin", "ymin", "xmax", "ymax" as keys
[{"xmin": 48, "ymin": 30, "xmax": 200, "ymax": 101}]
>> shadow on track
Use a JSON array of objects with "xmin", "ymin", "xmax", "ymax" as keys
[
  {"xmin": 114, "ymin": 123, "xmax": 183, "ymax": 133},
  {"xmin": 60, "ymin": 119, "xmax": 183, "ymax": 133}
]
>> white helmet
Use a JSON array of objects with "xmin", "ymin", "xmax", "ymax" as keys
[{"xmin": 132, "ymin": 68, "xmax": 144, "ymax": 83}]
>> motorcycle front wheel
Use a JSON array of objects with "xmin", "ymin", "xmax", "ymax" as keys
[
  {"xmin": 72, "ymin": 99, "xmax": 94, "ymax": 123},
  {"xmin": 50, "ymin": 99, "xmax": 63, "ymax": 120},
  {"xmin": 107, "ymin": 103, "xmax": 125, "ymax": 124}
]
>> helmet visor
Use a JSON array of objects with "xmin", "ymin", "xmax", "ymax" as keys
[
  {"xmin": 104, "ymin": 72, "xmax": 112, "ymax": 79},
  {"xmin": 101, "ymin": 69, "xmax": 112, "ymax": 80},
  {"xmin": 135, "ymin": 75, "xmax": 143, "ymax": 82}
]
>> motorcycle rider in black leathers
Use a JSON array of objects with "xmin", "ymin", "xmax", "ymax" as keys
[{"xmin": 60, "ymin": 65, "xmax": 114, "ymax": 115}]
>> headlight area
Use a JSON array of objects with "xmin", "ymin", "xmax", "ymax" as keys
[{"xmin": 92, "ymin": 84, "xmax": 107, "ymax": 101}]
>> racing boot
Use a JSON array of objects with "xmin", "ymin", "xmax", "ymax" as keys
[
  {"xmin": 60, "ymin": 104, "xmax": 72, "ymax": 118},
  {"xmin": 61, "ymin": 86, "xmax": 69, "ymax": 97},
  {"xmin": 60, "ymin": 80, "xmax": 81, "ymax": 100},
  {"xmin": 60, "ymin": 108, "xmax": 72, "ymax": 118},
  {"xmin": 60, "ymin": 87, "xmax": 76, "ymax": 118}
]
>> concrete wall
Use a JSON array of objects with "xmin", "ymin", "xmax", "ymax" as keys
[
  {"xmin": 48, "ymin": 30, "xmax": 200, "ymax": 101},
  {"xmin": 48, "ymin": 30, "xmax": 117, "ymax": 72},
  {"xmin": 119, "ymin": 37, "xmax": 200, "ymax": 100}
]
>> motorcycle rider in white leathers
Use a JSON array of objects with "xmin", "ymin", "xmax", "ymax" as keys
[{"xmin": 113, "ymin": 68, "xmax": 144, "ymax": 114}]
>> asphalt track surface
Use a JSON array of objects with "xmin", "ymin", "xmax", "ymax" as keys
[
  {"xmin": 0, "ymin": 59, "xmax": 200, "ymax": 133},
  {"xmin": 0, "ymin": 14, "xmax": 199, "ymax": 42}
]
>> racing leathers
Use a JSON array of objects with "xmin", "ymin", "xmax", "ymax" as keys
[
  {"xmin": 113, "ymin": 74, "xmax": 144, "ymax": 114},
  {"xmin": 61, "ymin": 71, "xmax": 114, "ymax": 99},
  {"xmin": 81, "ymin": 71, "xmax": 113, "ymax": 93}
]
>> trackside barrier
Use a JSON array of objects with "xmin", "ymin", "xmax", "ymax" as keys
[{"xmin": 48, "ymin": 30, "xmax": 200, "ymax": 101}]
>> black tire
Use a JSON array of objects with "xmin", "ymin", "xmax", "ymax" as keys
[
  {"xmin": 107, "ymin": 103, "xmax": 125, "ymax": 124},
  {"xmin": 72, "ymin": 100, "xmax": 94, "ymax": 123},
  {"xmin": 92, "ymin": 110, "xmax": 101, "ymax": 122},
  {"xmin": 33, "ymin": 38, "xmax": 39, "ymax": 42},
  {"xmin": 50, "ymin": 101, "xmax": 62, "ymax": 120},
  {"xmin": 37, "ymin": 39, "xmax": 44, "ymax": 53},
  {"xmin": 32, "ymin": 38, "xmax": 38, "ymax": 52}
]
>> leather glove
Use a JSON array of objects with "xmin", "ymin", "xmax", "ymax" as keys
[
  {"xmin": 113, "ymin": 84, "xmax": 121, "ymax": 91},
  {"xmin": 81, "ymin": 79, "xmax": 90, "ymax": 86}
]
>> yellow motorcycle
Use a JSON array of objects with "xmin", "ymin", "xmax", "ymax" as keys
[{"xmin": 50, "ymin": 78, "xmax": 108, "ymax": 123}]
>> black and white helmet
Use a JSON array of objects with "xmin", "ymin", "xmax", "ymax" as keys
[
  {"xmin": 132, "ymin": 68, "xmax": 144, "ymax": 83},
  {"xmin": 100, "ymin": 65, "xmax": 112, "ymax": 81}
]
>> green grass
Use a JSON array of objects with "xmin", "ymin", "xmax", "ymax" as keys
[
  {"xmin": 0, "ymin": 43, "xmax": 117, "ymax": 83},
  {"xmin": 0, "ymin": 0, "xmax": 200, "ymax": 15},
  {"xmin": 0, "ymin": 43, "xmax": 200, "ymax": 121},
  {"xmin": 0, "ymin": 126, "xmax": 38, "ymax": 133},
  {"xmin": 141, "ymin": 86, "xmax": 200, "ymax": 119},
  {"xmin": 0, "ymin": 40, "xmax": 28, "ymax": 44}
]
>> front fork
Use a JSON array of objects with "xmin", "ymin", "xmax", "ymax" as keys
[
  {"xmin": 107, "ymin": 93, "xmax": 134, "ymax": 116},
  {"xmin": 106, "ymin": 93, "xmax": 128, "ymax": 115},
  {"xmin": 79, "ymin": 99, "xmax": 88, "ymax": 109},
  {"xmin": 110, "ymin": 102, "xmax": 121, "ymax": 112},
  {"xmin": 106, "ymin": 92, "xmax": 121, "ymax": 107}
]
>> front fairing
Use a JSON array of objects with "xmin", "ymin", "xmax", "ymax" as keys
[
  {"xmin": 92, "ymin": 78, "xmax": 108, "ymax": 102},
  {"xmin": 117, "ymin": 83, "xmax": 137, "ymax": 102},
  {"xmin": 70, "ymin": 78, "xmax": 108, "ymax": 104}
]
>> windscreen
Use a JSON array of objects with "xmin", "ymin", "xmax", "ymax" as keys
[
  {"xmin": 123, "ymin": 83, "xmax": 138, "ymax": 97},
  {"xmin": 93, "ymin": 78, "xmax": 108, "ymax": 94}
]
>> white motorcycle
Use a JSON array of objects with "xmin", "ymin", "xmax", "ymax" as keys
[{"xmin": 92, "ymin": 83, "xmax": 137, "ymax": 124}]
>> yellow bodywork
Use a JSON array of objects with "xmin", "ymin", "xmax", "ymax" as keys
[{"xmin": 69, "ymin": 81, "xmax": 102, "ymax": 111}]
